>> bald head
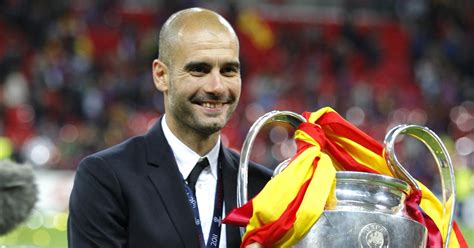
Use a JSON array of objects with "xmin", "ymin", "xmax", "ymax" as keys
[{"xmin": 158, "ymin": 8, "xmax": 239, "ymax": 66}]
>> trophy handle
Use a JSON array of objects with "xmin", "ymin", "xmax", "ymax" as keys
[
  {"xmin": 237, "ymin": 110, "xmax": 306, "ymax": 236},
  {"xmin": 383, "ymin": 125, "xmax": 456, "ymax": 248}
]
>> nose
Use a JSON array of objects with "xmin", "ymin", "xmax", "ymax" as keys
[{"xmin": 203, "ymin": 69, "xmax": 225, "ymax": 95}]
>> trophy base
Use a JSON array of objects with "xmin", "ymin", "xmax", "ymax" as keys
[{"xmin": 295, "ymin": 210, "xmax": 427, "ymax": 248}]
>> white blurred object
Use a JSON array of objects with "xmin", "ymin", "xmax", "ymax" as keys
[
  {"xmin": 33, "ymin": 169, "xmax": 75, "ymax": 213},
  {"xmin": 22, "ymin": 136, "xmax": 56, "ymax": 167},
  {"xmin": 461, "ymin": 193, "xmax": 474, "ymax": 229},
  {"xmin": 3, "ymin": 71, "xmax": 29, "ymax": 107}
]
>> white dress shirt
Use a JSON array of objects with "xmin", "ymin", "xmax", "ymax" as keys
[{"xmin": 162, "ymin": 115, "xmax": 227, "ymax": 247}]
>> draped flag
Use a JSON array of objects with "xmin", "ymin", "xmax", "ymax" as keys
[{"xmin": 223, "ymin": 107, "xmax": 468, "ymax": 247}]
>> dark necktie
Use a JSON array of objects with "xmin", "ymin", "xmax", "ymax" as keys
[{"xmin": 186, "ymin": 157, "xmax": 209, "ymax": 194}]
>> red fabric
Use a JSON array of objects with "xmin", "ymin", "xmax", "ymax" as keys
[
  {"xmin": 223, "ymin": 200, "xmax": 254, "ymax": 227},
  {"xmin": 301, "ymin": 111, "xmax": 312, "ymax": 121},
  {"xmin": 405, "ymin": 189, "xmax": 443, "ymax": 248},
  {"xmin": 298, "ymin": 117, "xmax": 378, "ymax": 173},
  {"xmin": 453, "ymin": 221, "xmax": 469, "ymax": 248},
  {"xmin": 324, "ymin": 139, "xmax": 379, "ymax": 173},
  {"xmin": 317, "ymin": 112, "xmax": 383, "ymax": 155},
  {"xmin": 297, "ymin": 122, "xmax": 327, "ymax": 148}
]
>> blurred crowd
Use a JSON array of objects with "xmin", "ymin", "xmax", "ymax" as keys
[{"xmin": 0, "ymin": 0, "xmax": 473, "ymax": 223}]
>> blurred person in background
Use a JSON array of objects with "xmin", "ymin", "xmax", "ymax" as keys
[{"xmin": 67, "ymin": 7, "xmax": 271, "ymax": 248}]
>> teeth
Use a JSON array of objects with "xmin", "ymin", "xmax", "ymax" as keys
[{"xmin": 202, "ymin": 102, "xmax": 223, "ymax": 109}]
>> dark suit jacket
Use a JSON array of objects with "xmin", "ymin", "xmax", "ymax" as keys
[{"xmin": 67, "ymin": 118, "xmax": 271, "ymax": 248}]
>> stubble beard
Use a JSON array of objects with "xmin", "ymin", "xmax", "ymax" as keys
[{"xmin": 168, "ymin": 94, "xmax": 237, "ymax": 137}]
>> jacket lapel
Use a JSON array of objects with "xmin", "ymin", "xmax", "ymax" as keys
[{"xmin": 144, "ymin": 118, "xmax": 199, "ymax": 248}]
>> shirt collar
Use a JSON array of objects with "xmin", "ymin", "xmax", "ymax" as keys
[{"xmin": 161, "ymin": 115, "xmax": 220, "ymax": 180}]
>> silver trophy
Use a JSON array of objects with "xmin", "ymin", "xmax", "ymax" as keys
[{"xmin": 238, "ymin": 111, "xmax": 455, "ymax": 248}]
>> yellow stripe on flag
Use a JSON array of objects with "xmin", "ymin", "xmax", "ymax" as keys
[
  {"xmin": 276, "ymin": 153, "xmax": 336, "ymax": 246},
  {"xmin": 330, "ymin": 136, "xmax": 393, "ymax": 175},
  {"xmin": 307, "ymin": 107, "xmax": 335, "ymax": 124},
  {"xmin": 245, "ymin": 146, "xmax": 319, "ymax": 236}
]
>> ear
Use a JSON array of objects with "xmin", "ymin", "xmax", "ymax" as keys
[{"xmin": 152, "ymin": 59, "xmax": 169, "ymax": 92}]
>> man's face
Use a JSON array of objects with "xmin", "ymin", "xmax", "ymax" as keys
[{"xmin": 163, "ymin": 28, "xmax": 241, "ymax": 136}]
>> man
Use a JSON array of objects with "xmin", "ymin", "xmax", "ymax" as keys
[{"xmin": 68, "ymin": 7, "xmax": 271, "ymax": 248}]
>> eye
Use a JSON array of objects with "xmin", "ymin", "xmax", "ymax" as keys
[
  {"xmin": 186, "ymin": 63, "xmax": 211, "ymax": 76},
  {"xmin": 221, "ymin": 64, "xmax": 240, "ymax": 77}
]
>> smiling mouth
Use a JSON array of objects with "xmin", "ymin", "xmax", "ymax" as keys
[
  {"xmin": 191, "ymin": 93, "xmax": 234, "ymax": 110},
  {"xmin": 201, "ymin": 102, "xmax": 224, "ymax": 109}
]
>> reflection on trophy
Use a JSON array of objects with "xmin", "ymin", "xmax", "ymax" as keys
[{"xmin": 224, "ymin": 107, "xmax": 467, "ymax": 248}]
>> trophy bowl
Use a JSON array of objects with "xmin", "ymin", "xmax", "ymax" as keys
[{"xmin": 295, "ymin": 171, "xmax": 426, "ymax": 248}]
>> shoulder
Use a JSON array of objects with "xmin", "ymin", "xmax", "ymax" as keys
[
  {"xmin": 95, "ymin": 135, "xmax": 146, "ymax": 160},
  {"xmin": 71, "ymin": 134, "xmax": 153, "ymax": 209},
  {"xmin": 77, "ymin": 135, "xmax": 147, "ymax": 175}
]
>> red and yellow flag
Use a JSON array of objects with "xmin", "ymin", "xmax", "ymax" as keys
[{"xmin": 223, "ymin": 107, "xmax": 468, "ymax": 247}]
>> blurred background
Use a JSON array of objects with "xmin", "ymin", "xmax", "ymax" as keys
[{"xmin": 0, "ymin": 0, "xmax": 473, "ymax": 246}]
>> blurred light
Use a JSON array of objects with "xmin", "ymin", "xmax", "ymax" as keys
[
  {"xmin": 26, "ymin": 210, "xmax": 45, "ymax": 229},
  {"xmin": 32, "ymin": 229, "xmax": 51, "ymax": 247},
  {"xmin": 280, "ymin": 139, "xmax": 297, "ymax": 158},
  {"xmin": 449, "ymin": 105, "xmax": 465, "ymax": 122},
  {"xmin": 455, "ymin": 137, "xmax": 473, "ymax": 156},
  {"xmin": 269, "ymin": 126, "xmax": 288, "ymax": 144},
  {"xmin": 391, "ymin": 108, "xmax": 409, "ymax": 124},
  {"xmin": 407, "ymin": 108, "xmax": 427, "ymax": 125},
  {"xmin": 53, "ymin": 212, "xmax": 68, "ymax": 231},
  {"xmin": 458, "ymin": 115, "xmax": 474, "ymax": 132},
  {"xmin": 3, "ymin": 71, "xmax": 29, "ymax": 107},
  {"xmin": 31, "ymin": 145, "xmax": 50, "ymax": 165},
  {"xmin": 0, "ymin": 137, "xmax": 13, "ymax": 159},
  {"xmin": 271, "ymin": 144, "xmax": 285, "ymax": 161},
  {"xmin": 461, "ymin": 194, "xmax": 474, "ymax": 228},
  {"xmin": 82, "ymin": 88, "xmax": 104, "ymax": 120},
  {"xmin": 245, "ymin": 103, "xmax": 265, "ymax": 123},
  {"xmin": 42, "ymin": 211, "xmax": 56, "ymax": 229},
  {"xmin": 250, "ymin": 139, "xmax": 267, "ymax": 163},
  {"xmin": 59, "ymin": 124, "xmax": 79, "ymax": 143},
  {"xmin": 23, "ymin": 136, "xmax": 56, "ymax": 167},
  {"xmin": 346, "ymin": 106, "xmax": 365, "ymax": 126},
  {"xmin": 450, "ymin": 105, "xmax": 474, "ymax": 132}
]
